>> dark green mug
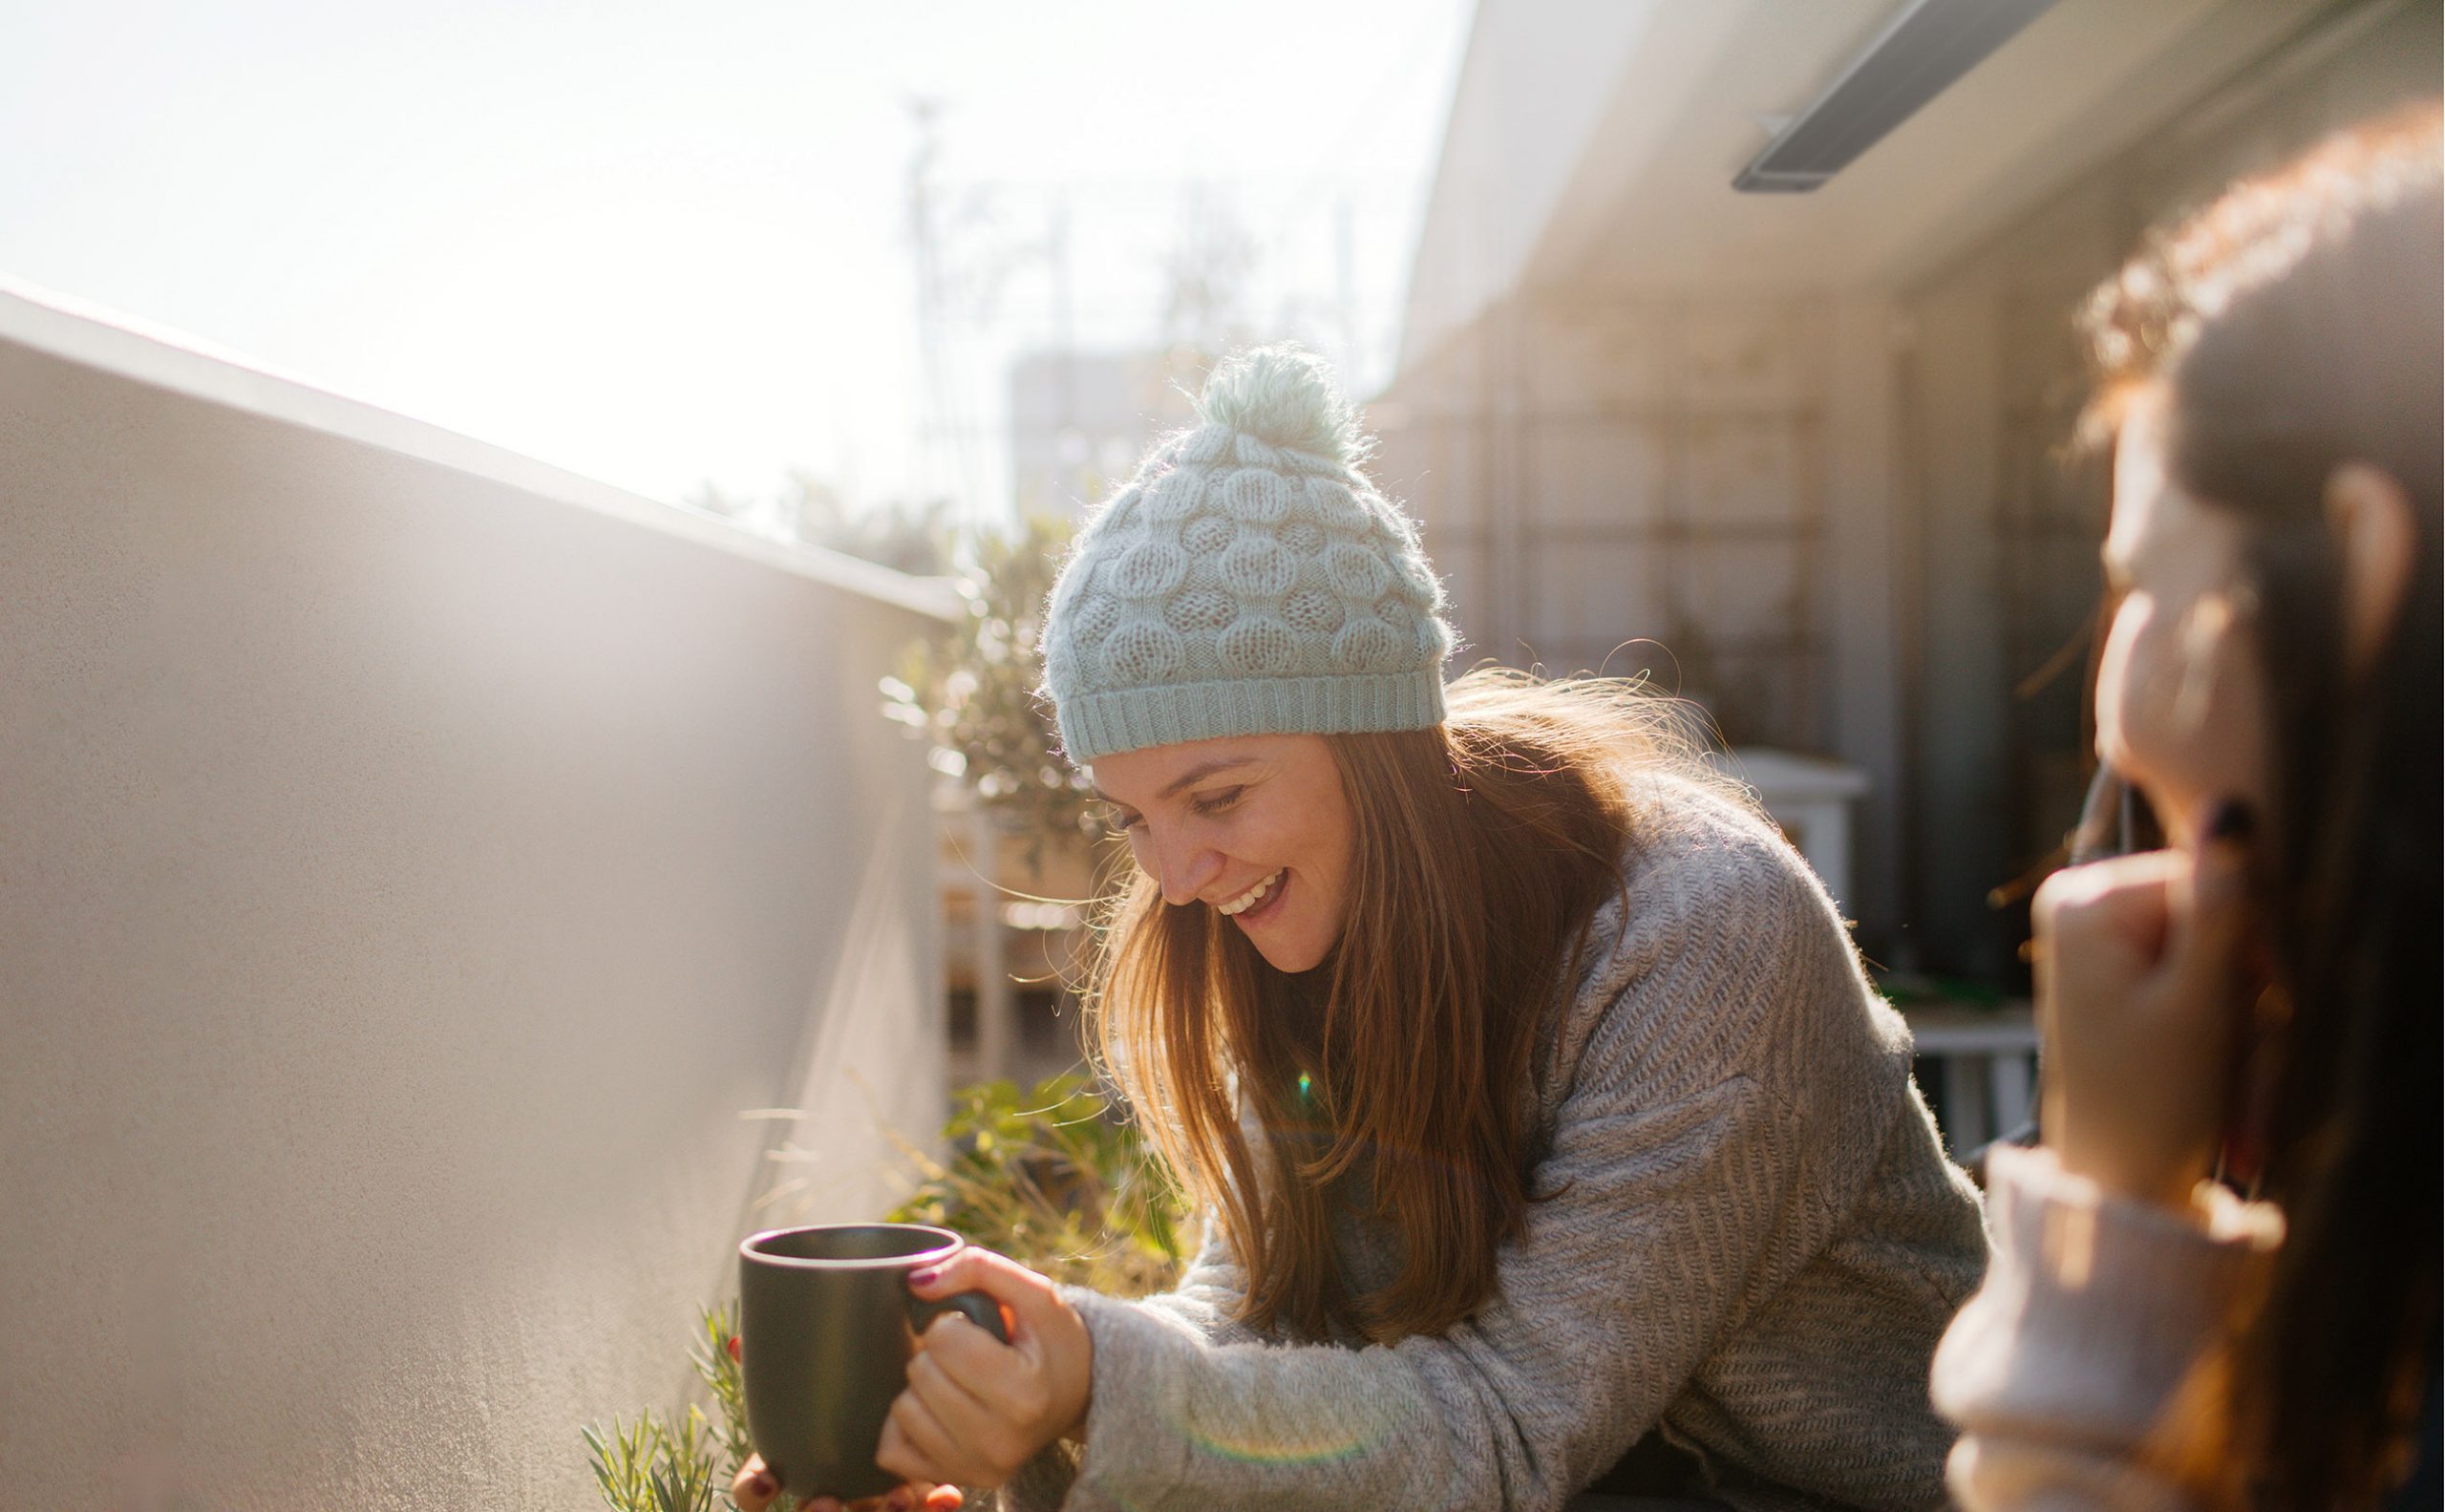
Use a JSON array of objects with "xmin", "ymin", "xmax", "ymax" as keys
[{"xmin": 738, "ymin": 1223, "xmax": 1008, "ymax": 1501}]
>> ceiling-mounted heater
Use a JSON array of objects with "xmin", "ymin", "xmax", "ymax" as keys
[{"xmin": 1734, "ymin": 0, "xmax": 2065, "ymax": 192}]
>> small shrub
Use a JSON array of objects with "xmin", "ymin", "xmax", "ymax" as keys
[
  {"xmin": 881, "ymin": 514, "xmax": 1104, "ymax": 869},
  {"xmin": 582, "ymin": 1304, "xmax": 756, "ymax": 1512},
  {"xmin": 886, "ymin": 1070, "xmax": 1189, "ymax": 1298}
]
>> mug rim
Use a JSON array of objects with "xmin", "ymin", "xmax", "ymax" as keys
[{"xmin": 739, "ymin": 1221, "xmax": 965, "ymax": 1270}]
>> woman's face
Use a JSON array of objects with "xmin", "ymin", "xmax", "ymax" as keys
[
  {"xmin": 2094, "ymin": 393, "xmax": 2276, "ymax": 846},
  {"xmin": 1091, "ymin": 733, "xmax": 1354, "ymax": 974}
]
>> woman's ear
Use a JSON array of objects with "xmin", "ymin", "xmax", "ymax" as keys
[{"xmin": 2325, "ymin": 461, "xmax": 2417, "ymax": 679}]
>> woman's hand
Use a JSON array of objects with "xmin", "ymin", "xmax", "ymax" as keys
[
  {"xmin": 2030, "ymin": 803, "xmax": 2257, "ymax": 1208},
  {"xmin": 880, "ymin": 1246, "xmax": 1095, "ymax": 1490},
  {"xmin": 728, "ymin": 1454, "xmax": 962, "ymax": 1512}
]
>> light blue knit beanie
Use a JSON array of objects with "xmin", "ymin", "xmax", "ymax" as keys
[{"xmin": 1040, "ymin": 346, "xmax": 1454, "ymax": 764}]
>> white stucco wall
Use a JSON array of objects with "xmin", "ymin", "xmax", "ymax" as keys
[{"xmin": 0, "ymin": 287, "xmax": 955, "ymax": 1510}]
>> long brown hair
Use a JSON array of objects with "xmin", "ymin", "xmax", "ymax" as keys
[
  {"xmin": 2082, "ymin": 102, "xmax": 2442, "ymax": 1507},
  {"xmin": 1085, "ymin": 668, "xmax": 1729, "ymax": 1343}
]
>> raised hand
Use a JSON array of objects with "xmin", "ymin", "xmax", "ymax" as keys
[{"xmin": 2031, "ymin": 802, "xmax": 2257, "ymax": 1208}]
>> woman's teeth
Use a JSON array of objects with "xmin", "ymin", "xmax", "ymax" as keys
[{"xmin": 1217, "ymin": 869, "xmax": 1284, "ymax": 916}]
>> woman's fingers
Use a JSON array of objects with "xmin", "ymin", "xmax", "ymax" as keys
[
  {"xmin": 909, "ymin": 1321, "xmax": 1042, "ymax": 1470},
  {"xmin": 911, "ymin": 1320, "xmax": 1009, "ymax": 1420},
  {"xmin": 908, "ymin": 1246, "xmax": 1062, "ymax": 1343},
  {"xmin": 916, "ymin": 1309, "xmax": 1036, "ymax": 1411},
  {"xmin": 2163, "ymin": 802, "xmax": 2254, "ymax": 994},
  {"xmin": 2037, "ymin": 849, "xmax": 2180, "ymax": 969},
  {"xmin": 2033, "ymin": 804, "xmax": 2259, "ymax": 1206},
  {"xmin": 732, "ymin": 1454, "xmax": 781, "ymax": 1512},
  {"xmin": 729, "ymin": 1448, "xmax": 949, "ymax": 1512},
  {"xmin": 881, "ymin": 1377, "xmax": 969, "ymax": 1486}
]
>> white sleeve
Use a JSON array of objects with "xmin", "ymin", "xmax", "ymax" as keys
[{"xmin": 1931, "ymin": 1145, "xmax": 2283, "ymax": 1512}]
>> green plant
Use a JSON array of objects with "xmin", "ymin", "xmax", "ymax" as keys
[
  {"xmin": 888, "ymin": 1070, "xmax": 1190, "ymax": 1299},
  {"xmin": 882, "ymin": 515, "xmax": 1102, "ymax": 867},
  {"xmin": 688, "ymin": 1303, "xmax": 754, "ymax": 1472},
  {"xmin": 583, "ymin": 1303, "xmax": 765, "ymax": 1512}
]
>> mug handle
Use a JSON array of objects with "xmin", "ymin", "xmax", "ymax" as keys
[{"xmin": 908, "ymin": 1288, "xmax": 1010, "ymax": 1344}]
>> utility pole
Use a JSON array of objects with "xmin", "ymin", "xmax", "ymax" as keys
[
  {"xmin": 905, "ymin": 97, "xmax": 956, "ymax": 520},
  {"xmin": 1051, "ymin": 190, "xmax": 1076, "ymax": 486},
  {"xmin": 906, "ymin": 97, "xmax": 995, "ymax": 527},
  {"xmin": 1335, "ymin": 191, "xmax": 1361, "ymax": 390}
]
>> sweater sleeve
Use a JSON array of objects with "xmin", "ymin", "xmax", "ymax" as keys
[
  {"xmin": 1117, "ymin": 1213, "xmax": 1269, "ymax": 1349},
  {"xmin": 1052, "ymin": 1068, "xmax": 1794, "ymax": 1512},
  {"xmin": 1022, "ymin": 817, "xmax": 1897, "ymax": 1506},
  {"xmin": 1930, "ymin": 1146, "xmax": 2284, "ymax": 1512},
  {"xmin": 994, "ymin": 1222, "xmax": 1266, "ymax": 1512}
]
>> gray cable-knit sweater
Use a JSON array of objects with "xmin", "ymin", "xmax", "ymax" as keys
[{"xmin": 1002, "ymin": 777, "xmax": 1988, "ymax": 1512}]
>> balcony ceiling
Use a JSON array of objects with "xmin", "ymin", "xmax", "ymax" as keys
[{"xmin": 1399, "ymin": 0, "xmax": 2337, "ymax": 370}]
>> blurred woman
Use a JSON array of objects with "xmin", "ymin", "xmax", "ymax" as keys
[{"xmin": 1932, "ymin": 103, "xmax": 2442, "ymax": 1509}]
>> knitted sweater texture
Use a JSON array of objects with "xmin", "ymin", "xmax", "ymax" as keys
[{"xmin": 1001, "ymin": 777, "xmax": 1988, "ymax": 1512}]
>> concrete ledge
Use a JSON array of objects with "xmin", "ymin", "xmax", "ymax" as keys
[{"xmin": 0, "ymin": 275, "xmax": 957, "ymax": 623}]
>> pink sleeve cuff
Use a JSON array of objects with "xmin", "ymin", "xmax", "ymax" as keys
[{"xmin": 1932, "ymin": 1145, "xmax": 2281, "ymax": 1450}]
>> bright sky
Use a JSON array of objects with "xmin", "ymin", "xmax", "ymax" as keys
[{"xmin": 0, "ymin": 0, "xmax": 1474, "ymax": 520}]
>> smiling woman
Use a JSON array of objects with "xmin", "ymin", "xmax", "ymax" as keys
[
  {"xmin": 1090, "ymin": 737, "xmax": 1354, "ymax": 970},
  {"xmin": 736, "ymin": 347, "xmax": 1990, "ymax": 1512}
]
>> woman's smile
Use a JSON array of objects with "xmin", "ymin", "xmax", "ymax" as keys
[{"xmin": 1220, "ymin": 868, "xmax": 1289, "ymax": 924}]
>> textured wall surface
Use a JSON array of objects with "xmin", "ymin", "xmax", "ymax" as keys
[{"xmin": 0, "ymin": 301, "xmax": 948, "ymax": 1510}]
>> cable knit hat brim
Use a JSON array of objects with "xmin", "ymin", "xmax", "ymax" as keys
[{"xmin": 1056, "ymin": 668, "xmax": 1447, "ymax": 766}]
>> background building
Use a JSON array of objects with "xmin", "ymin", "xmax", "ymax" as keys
[{"xmin": 1374, "ymin": 0, "xmax": 2438, "ymax": 983}]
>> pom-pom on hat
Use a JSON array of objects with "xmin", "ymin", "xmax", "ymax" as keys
[{"xmin": 1040, "ymin": 345, "xmax": 1454, "ymax": 765}]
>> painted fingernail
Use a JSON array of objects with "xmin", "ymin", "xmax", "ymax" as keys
[
  {"xmin": 886, "ymin": 1490, "xmax": 913, "ymax": 1512},
  {"xmin": 2206, "ymin": 799, "xmax": 2256, "ymax": 844},
  {"xmin": 749, "ymin": 1472, "xmax": 776, "ymax": 1497},
  {"xmin": 908, "ymin": 1267, "xmax": 940, "ymax": 1288}
]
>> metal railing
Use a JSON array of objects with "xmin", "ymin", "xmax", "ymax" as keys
[{"xmin": 1907, "ymin": 1006, "xmax": 2039, "ymax": 1159}]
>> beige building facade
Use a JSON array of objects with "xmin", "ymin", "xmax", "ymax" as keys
[{"xmin": 1376, "ymin": 0, "xmax": 2438, "ymax": 979}]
